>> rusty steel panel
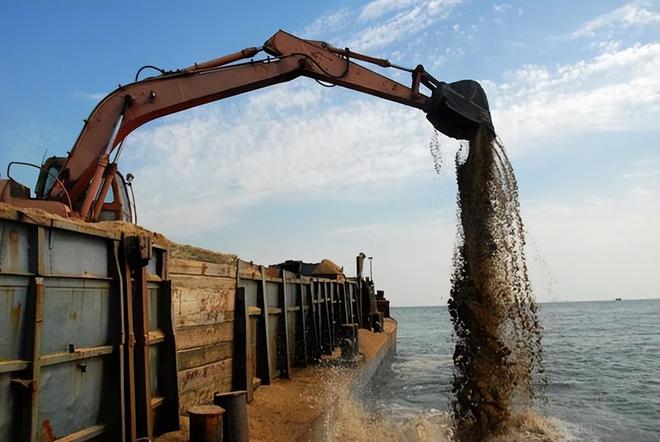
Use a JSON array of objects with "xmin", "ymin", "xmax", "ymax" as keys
[
  {"xmin": 43, "ymin": 229, "xmax": 109, "ymax": 277},
  {"xmin": 0, "ymin": 221, "xmax": 30, "ymax": 274},
  {"xmin": 0, "ymin": 217, "xmax": 124, "ymax": 441},
  {"xmin": 242, "ymin": 279, "xmax": 258, "ymax": 308},
  {"xmin": 40, "ymin": 278, "xmax": 112, "ymax": 355},
  {"xmin": 265, "ymin": 280, "xmax": 279, "ymax": 309},
  {"xmin": 37, "ymin": 358, "xmax": 110, "ymax": 440},
  {"xmin": 0, "ymin": 275, "xmax": 29, "ymax": 361}
]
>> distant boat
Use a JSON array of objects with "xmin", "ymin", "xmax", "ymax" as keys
[{"xmin": 615, "ymin": 298, "xmax": 622, "ymax": 301}]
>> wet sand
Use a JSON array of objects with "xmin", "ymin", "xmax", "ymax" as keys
[{"xmin": 158, "ymin": 319, "xmax": 397, "ymax": 441}]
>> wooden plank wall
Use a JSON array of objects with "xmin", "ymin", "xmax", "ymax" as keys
[{"xmin": 168, "ymin": 251, "xmax": 238, "ymax": 415}]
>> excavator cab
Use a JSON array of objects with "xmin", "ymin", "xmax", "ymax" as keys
[
  {"xmin": 34, "ymin": 156, "xmax": 65, "ymax": 199},
  {"xmin": 34, "ymin": 157, "xmax": 135, "ymax": 222}
]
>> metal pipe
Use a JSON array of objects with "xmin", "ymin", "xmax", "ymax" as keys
[
  {"xmin": 213, "ymin": 391, "xmax": 249, "ymax": 442},
  {"xmin": 188, "ymin": 405, "xmax": 225, "ymax": 442},
  {"xmin": 186, "ymin": 47, "xmax": 261, "ymax": 72}
]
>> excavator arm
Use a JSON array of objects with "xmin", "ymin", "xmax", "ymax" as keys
[{"xmin": 12, "ymin": 30, "xmax": 493, "ymax": 221}]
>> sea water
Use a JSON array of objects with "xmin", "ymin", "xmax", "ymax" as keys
[{"xmin": 363, "ymin": 299, "xmax": 660, "ymax": 441}]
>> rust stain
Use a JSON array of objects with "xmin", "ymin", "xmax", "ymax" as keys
[
  {"xmin": 42, "ymin": 420, "xmax": 57, "ymax": 442},
  {"xmin": 9, "ymin": 229, "xmax": 19, "ymax": 262},
  {"xmin": 10, "ymin": 302, "xmax": 21, "ymax": 330}
]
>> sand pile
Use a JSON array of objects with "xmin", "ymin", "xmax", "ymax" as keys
[{"xmin": 448, "ymin": 127, "xmax": 544, "ymax": 440}]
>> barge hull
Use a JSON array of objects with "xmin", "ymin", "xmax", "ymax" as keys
[{"xmin": 0, "ymin": 204, "xmax": 391, "ymax": 441}]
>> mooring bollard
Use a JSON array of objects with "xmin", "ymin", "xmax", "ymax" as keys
[
  {"xmin": 188, "ymin": 404, "xmax": 225, "ymax": 442},
  {"xmin": 213, "ymin": 391, "xmax": 249, "ymax": 442}
]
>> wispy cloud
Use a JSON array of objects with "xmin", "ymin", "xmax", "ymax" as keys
[
  {"xmin": 298, "ymin": 0, "xmax": 462, "ymax": 52},
  {"xmin": 301, "ymin": 9, "xmax": 351, "ymax": 38},
  {"xmin": 122, "ymin": 83, "xmax": 431, "ymax": 236},
  {"xmin": 493, "ymin": 3, "xmax": 511, "ymax": 13},
  {"xmin": 349, "ymin": 0, "xmax": 463, "ymax": 51},
  {"xmin": 359, "ymin": 0, "xmax": 414, "ymax": 21},
  {"xmin": 75, "ymin": 92, "xmax": 106, "ymax": 101},
  {"xmin": 484, "ymin": 42, "xmax": 660, "ymax": 152},
  {"xmin": 570, "ymin": 1, "xmax": 660, "ymax": 39}
]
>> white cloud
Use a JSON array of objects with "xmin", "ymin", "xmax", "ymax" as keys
[
  {"xmin": 360, "ymin": 0, "xmax": 413, "ymax": 21},
  {"xmin": 570, "ymin": 2, "xmax": 660, "ymax": 39},
  {"xmin": 493, "ymin": 3, "xmax": 511, "ymax": 12},
  {"xmin": 348, "ymin": 0, "xmax": 462, "ymax": 51},
  {"xmin": 75, "ymin": 92, "xmax": 105, "ymax": 101},
  {"xmin": 301, "ymin": 9, "xmax": 351, "ymax": 38},
  {"xmin": 484, "ymin": 42, "xmax": 660, "ymax": 153},
  {"xmin": 122, "ymin": 82, "xmax": 432, "ymax": 236}
]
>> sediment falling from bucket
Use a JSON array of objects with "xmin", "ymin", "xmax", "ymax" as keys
[{"xmin": 448, "ymin": 126, "xmax": 544, "ymax": 440}]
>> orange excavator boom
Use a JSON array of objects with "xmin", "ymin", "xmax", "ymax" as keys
[{"xmin": 2, "ymin": 30, "xmax": 493, "ymax": 221}]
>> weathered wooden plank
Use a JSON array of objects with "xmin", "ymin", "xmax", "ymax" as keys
[
  {"xmin": 238, "ymin": 260, "xmax": 261, "ymax": 280},
  {"xmin": 56, "ymin": 424, "xmax": 106, "ymax": 442},
  {"xmin": 170, "ymin": 245, "xmax": 237, "ymax": 266},
  {"xmin": 264, "ymin": 266, "xmax": 280, "ymax": 279},
  {"xmin": 173, "ymin": 302, "xmax": 234, "ymax": 328},
  {"xmin": 177, "ymin": 342, "xmax": 233, "ymax": 371},
  {"xmin": 171, "ymin": 275, "xmax": 236, "ymax": 327},
  {"xmin": 175, "ymin": 322, "xmax": 234, "ymax": 350},
  {"xmin": 170, "ymin": 258, "xmax": 236, "ymax": 278},
  {"xmin": 238, "ymin": 261, "xmax": 284, "ymax": 282},
  {"xmin": 171, "ymin": 274, "xmax": 236, "ymax": 291},
  {"xmin": 177, "ymin": 358, "xmax": 233, "ymax": 393}
]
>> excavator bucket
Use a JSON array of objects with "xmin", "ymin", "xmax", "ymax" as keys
[{"xmin": 426, "ymin": 80, "xmax": 493, "ymax": 140}]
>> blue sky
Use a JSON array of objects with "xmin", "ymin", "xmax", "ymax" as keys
[{"xmin": 1, "ymin": 1, "xmax": 658, "ymax": 305}]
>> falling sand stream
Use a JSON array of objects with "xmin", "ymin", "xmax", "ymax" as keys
[
  {"xmin": 322, "ymin": 126, "xmax": 555, "ymax": 442},
  {"xmin": 448, "ymin": 126, "xmax": 545, "ymax": 440}
]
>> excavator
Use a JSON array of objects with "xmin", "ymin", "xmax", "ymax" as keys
[{"xmin": 0, "ymin": 30, "xmax": 493, "ymax": 223}]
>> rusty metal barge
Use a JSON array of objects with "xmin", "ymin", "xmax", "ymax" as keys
[{"xmin": 0, "ymin": 204, "xmax": 395, "ymax": 441}]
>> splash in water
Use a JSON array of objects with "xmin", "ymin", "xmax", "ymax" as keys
[{"xmin": 448, "ymin": 126, "xmax": 545, "ymax": 440}]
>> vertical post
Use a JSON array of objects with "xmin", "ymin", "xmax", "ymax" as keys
[
  {"xmin": 298, "ymin": 281, "xmax": 308, "ymax": 366},
  {"xmin": 110, "ymin": 240, "xmax": 127, "ymax": 442},
  {"xmin": 20, "ymin": 226, "xmax": 46, "ymax": 442},
  {"xmin": 27, "ymin": 276, "xmax": 44, "ymax": 442},
  {"xmin": 322, "ymin": 282, "xmax": 333, "ymax": 355},
  {"xmin": 280, "ymin": 270, "xmax": 291, "ymax": 379},
  {"xmin": 121, "ymin": 240, "xmax": 138, "ymax": 442},
  {"xmin": 124, "ymin": 235, "xmax": 153, "ymax": 440},
  {"xmin": 232, "ymin": 287, "xmax": 252, "ymax": 399},
  {"xmin": 327, "ymin": 282, "xmax": 336, "ymax": 350},
  {"xmin": 308, "ymin": 281, "xmax": 320, "ymax": 361},
  {"xmin": 214, "ymin": 391, "xmax": 249, "ymax": 442},
  {"xmin": 258, "ymin": 267, "xmax": 272, "ymax": 385},
  {"xmin": 158, "ymin": 278, "xmax": 181, "ymax": 433}
]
